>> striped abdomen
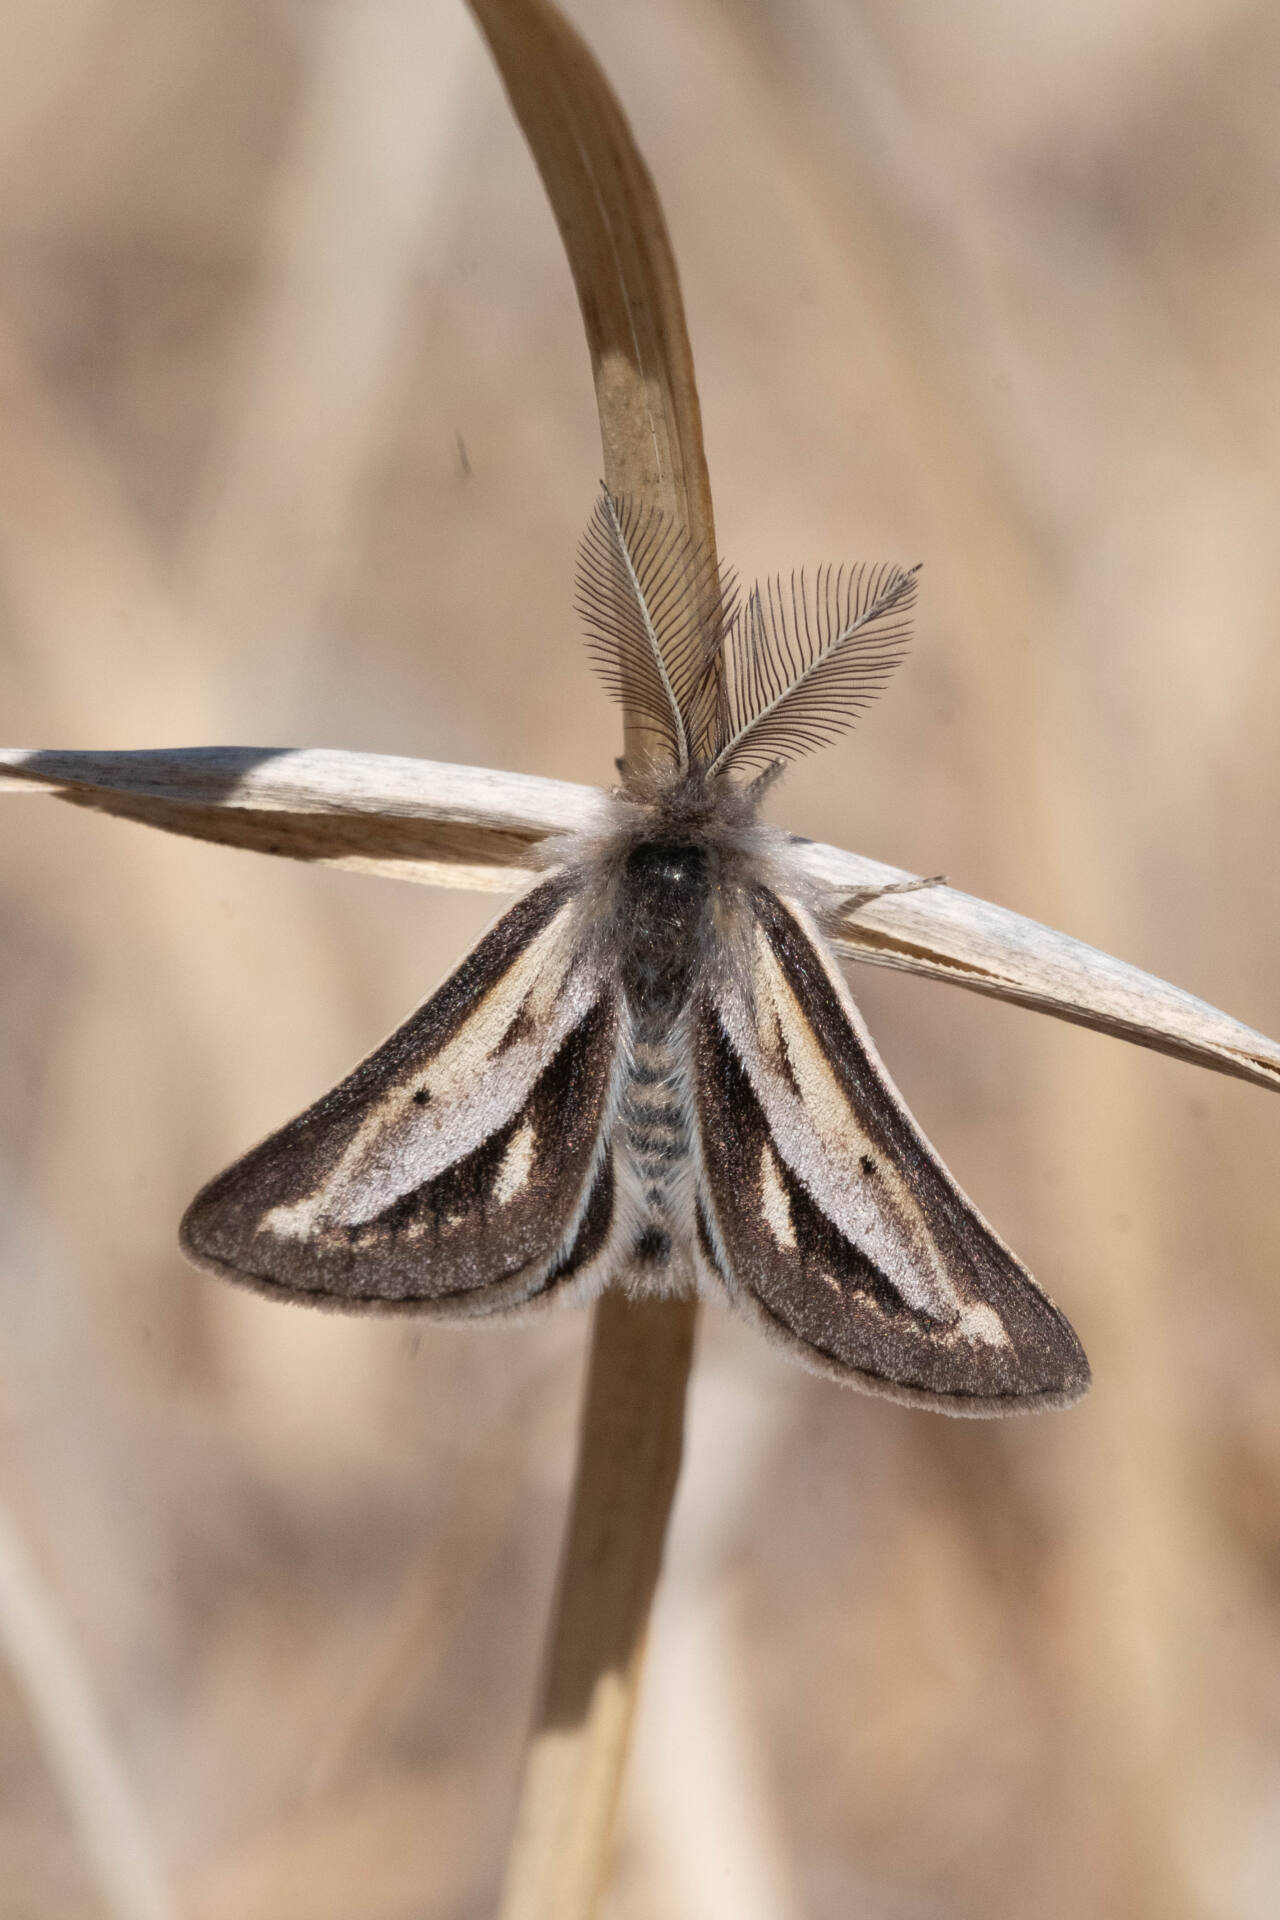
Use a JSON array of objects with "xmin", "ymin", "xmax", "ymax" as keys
[{"xmin": 620, "ymin": 1038, "xmax": 691, "ymax": 1220}]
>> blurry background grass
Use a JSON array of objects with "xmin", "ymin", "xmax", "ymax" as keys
[{"xmin": 1, "ymin": 1, "xmax": 1279, "ymax": 1915}]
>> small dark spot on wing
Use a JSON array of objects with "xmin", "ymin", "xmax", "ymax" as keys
[
  {"xmin": 491, "ymin": 995, "xmax": 539, "ymax": 1055},
  {"xmin": 773, "ymin": 1037, "xmax": 803, "ymax": 1100}
]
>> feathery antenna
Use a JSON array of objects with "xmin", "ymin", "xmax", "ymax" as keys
[
  {"xmin": 576, "ymin": 490, "xmax": 736, "ymax": 771},
  {"xmin": 706, "ymin": 561, "xmax": 917, "ymax": 776}
]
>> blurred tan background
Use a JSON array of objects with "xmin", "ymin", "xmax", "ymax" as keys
[{"xmin": 1, "ymin": 1, "xmax": 1279, "ymax": 1915}]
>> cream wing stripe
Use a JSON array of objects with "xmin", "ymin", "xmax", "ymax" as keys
[
  {"xmin": 721, "ymin": 927, "xmax": 950, "ymax": 1317},
  {"xmin": 264, "ymin": 903, "xmax": 595, "ymax": 1235}
]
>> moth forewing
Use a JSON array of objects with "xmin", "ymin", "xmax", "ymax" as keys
[
  {"xmin": 691, "ymin": 887, "xmax": 1089, "ymax": 1415},
  {"xmin": 180, "ymin": 875, "xmax": 632, "ymax": 1317}
]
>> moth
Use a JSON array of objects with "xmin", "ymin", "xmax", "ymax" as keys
[{"xmin": 182, "ymin": 491, "xmax": 1089, "ymax": 1416}]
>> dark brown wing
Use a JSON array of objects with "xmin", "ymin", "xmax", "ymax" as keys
[
  {"xmin": 181, "ymin": 877, "xmax": 624, "ymax": 1315},
  {"xmin": 693, "ymin": 888, "xmax": 1089, "ymax": 1415}
]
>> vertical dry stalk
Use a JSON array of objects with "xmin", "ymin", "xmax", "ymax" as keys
[
  {"xmin": 466, "ymin": 1, "xmax": 719, "ymax": 1910},
  {"xmin": 499, "ymin": 1292, "xmax": 697, "ymax": 1918}
]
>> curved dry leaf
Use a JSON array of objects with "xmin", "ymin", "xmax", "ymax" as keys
[
  {"xmin": 467, "ymin": 0, "xmax": 722, "ymax": 763},
  {"xmin": 4, "ymin": 744, "xmax": 1277, "ymax": 1093}
]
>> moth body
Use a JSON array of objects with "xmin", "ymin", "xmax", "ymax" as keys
[
  {"xmin": 583, "ymin": 794, "xmax": 772, "ymax": 1284},
  {"xmin": 612, "ymin": 836, "xmax": 706, "ymax": 1259}
]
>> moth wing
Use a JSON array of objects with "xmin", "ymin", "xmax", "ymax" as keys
[
  {"xmin": 181, "ymin": 877, "xmax": 626, "ymax": 1315},
  {"xmin": 693, "ymin": 888, "xmax": 1090, "ymax": 1414}
]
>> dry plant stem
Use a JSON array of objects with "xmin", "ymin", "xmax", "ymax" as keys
[
  {"xmin": 467, "ymin": 1, "xmax": 718, "ymax": 1911},
  {"xmin": 498, "ymin": 1291, "xmax": 698, "ymax": 1919}
]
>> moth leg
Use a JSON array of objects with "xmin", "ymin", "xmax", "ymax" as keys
[
  {"xmin": 742, "ymin": 760, "xmax": 787, "ymax": 804},
  {"xmin": 833, "ymin": 873, "xmax": 947, "ymax": 916}
]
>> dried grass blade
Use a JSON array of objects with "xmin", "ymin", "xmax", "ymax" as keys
[
  {"xmin": 0, "ymin": 746, "xmax": 606, "ymax": 890},
  {"xmin": 4, "ymin": 745, "xmax": 1276, "ymax": 1090},
  {"xmin": 0, "ymin": 1504, "xmax": 175, "ymax": 1920}
]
